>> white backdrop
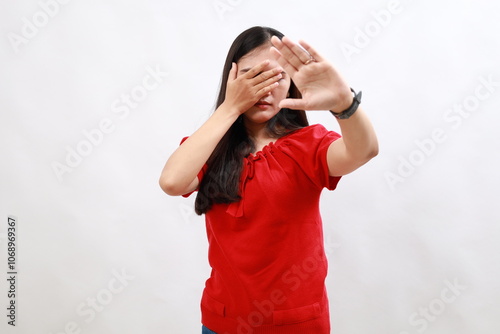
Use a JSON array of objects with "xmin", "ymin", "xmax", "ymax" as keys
[{"xmin": 1, "ymin": 0, "xmax": 499, "ymax": 333}]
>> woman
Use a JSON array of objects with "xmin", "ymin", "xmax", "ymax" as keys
[{"xmin": 160, "ymin": 26, "xmax": 378, "ymax": 334}]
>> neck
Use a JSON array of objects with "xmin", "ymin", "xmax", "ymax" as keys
[
  {"xmin": 244, "ymin": 119, "xmax": 270, "ymax": 142},
  {"xmin": 244, "ymin": 118, "xmax": 278, "ymax": 154}
]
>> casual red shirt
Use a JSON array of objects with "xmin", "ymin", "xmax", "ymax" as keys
[{"xmin": 182, "ymin": 124, "xmax": 341, "ymax": 334}]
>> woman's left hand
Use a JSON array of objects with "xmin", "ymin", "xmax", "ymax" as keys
[{"xmin": 270, "ymin": 36, "xmax": 353, "ymax": 113}]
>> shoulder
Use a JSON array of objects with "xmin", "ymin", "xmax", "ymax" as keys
[
  {"xmin": 275, "ymin": 124, "xmax": 341, "ymax": 164},
  {"xmin": 282, "ymin": 124, "xmax": 340, "ymax": 145},
  {"xmin": 277, "ymin": 124, "xmax": 342, "ymax": 190}
]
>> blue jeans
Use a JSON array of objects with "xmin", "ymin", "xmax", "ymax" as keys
[{"xmin": 202, "ymin": 325, "xmax": 217, "ymax": 334}]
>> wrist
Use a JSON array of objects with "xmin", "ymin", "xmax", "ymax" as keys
[
  {"xmin": 332, "ymin": 89, "xmax": 354, "ymax": 112},
  {"xmin": 216, "ymin": 102, "xmax": 242, "ymax": 120},
  {"xmin": 330, "ymin": 88, "xmax": 362, "ymax": 120}
]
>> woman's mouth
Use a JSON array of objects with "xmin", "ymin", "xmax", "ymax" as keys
[{"xmin": 254, "ymin": 101, "xmax": 272, "ymax": 109}]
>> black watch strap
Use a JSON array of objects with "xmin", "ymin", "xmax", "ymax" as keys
[{"xmin": 330, "ymin": 88, "xmax": 362, "ymax": 119}]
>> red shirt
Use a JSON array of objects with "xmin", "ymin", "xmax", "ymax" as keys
[{"xmin": 183, "ymin": 124, "xmax": 341, "ymax": 334}]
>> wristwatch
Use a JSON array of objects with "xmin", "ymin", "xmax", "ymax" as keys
[{"xmin": 330, "ymin": 88, "xmax": 362, "ymax": 120}]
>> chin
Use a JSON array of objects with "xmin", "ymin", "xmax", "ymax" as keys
[{"xmin": 244, "ymin": 108, "xmax": 279, "ymax": 124}]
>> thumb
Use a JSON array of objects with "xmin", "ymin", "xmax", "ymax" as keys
[{"xmin": 279, "ymin": 98, "xmax": 308, "ymax": 110}]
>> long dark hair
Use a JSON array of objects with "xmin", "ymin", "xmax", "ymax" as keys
[{"xmin": 195, "ymin": 26, "xmax": 309, "ymax": 215}]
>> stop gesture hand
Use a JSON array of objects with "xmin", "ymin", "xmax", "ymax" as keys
[{"xmin": 270, "ymin": 36, "xmax": 353, "ymax": 113}]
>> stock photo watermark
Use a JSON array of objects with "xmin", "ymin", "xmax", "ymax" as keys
[
  {"xmin": 5, "ymin": 216, "xmax": 18, "ymax": 326},
  {"xmin": 213, "ymin": 0, "xmax": 244, "ymax": 20},
  {"xmin": 179, "ymin": 202, "xmax": 197, "ymax": 225},
  {"xmin": 218, "ymin": 244, "xmax": 332, "ymax": 334},
  {"xmin": 340, "ymin": 0, "xmax": 414, "ymax": 63},
  {"xmin": 398, "ymin": 278, "xmax": 467, "ymax": 334},
  {"xmin": 7, "ymin": 0, "xmax": 73, "ymax": 54},
  {"xmin": 385, "ymin": 74, "xmax": 499, "ymax": 191},
  {"xmin": 47, "ymin": 268, "xmax": 134, "ymax": 334},
  {"xmin": 51, "ymin": 64, "xmax": 169, "ymax": 182}
]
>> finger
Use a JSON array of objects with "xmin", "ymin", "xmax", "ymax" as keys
[
  {"xmin": 279, "ymin": 98, "xmax": 308, "ymax": 110},
  {"xmin": 297, "ymin": 40, "xmax": 324, "ymax": 62},
  {"xmin": 270, "ymin": 35, "xmax": 285, "ymax": 50},
  {"xmin": 249, "ymin": 67, "xmax": 282, "ymax": 87},
  {"xmin": 270, "ymin": 36, "xmax": 303, "ymax": 70},
  {"xmin": 254, "ymin": 72, "xmax": 282, "ymax": 93},
  {"xmin": 242, "ymin": 59, "xmax": 270, "ymax": 79},
  {"xmin": 256, "ymin": 81, "xmax": 280, "ymax": 98},
  {"xmin": 281, "ymin": 36, "xmax": 315, "ymax": 65},
  {"xmin": 270, "ymin": 46, "xmax": 297, "ymax": 77}
]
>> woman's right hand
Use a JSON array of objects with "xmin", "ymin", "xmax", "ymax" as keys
[
  {"xmin": 160, "ymin": 62, "xmax": 282, "ymax": 196},
  {"xmin": 222, "ymin": 60, "xmax": 283, "ymax": 115}
]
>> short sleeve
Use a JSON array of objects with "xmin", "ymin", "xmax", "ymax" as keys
[
  {"xmin": 280, "ymin": 124, "xmax": 341, "ymax": 190},
  {"xmin": 179, "ymin": 137, "xmax": 208, "ymax": 198}
]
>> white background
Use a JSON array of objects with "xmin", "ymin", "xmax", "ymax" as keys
[{"xmin": 1, "ymin": 0, "xmax": 499, "ymax": 333}]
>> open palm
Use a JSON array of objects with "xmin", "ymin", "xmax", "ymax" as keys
[{"xmin": 270, "ymin": 36, "xmax": 353, "ymax": 113}]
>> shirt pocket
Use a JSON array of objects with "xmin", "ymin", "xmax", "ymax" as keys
[
  {"xmin": 201, "ymin": 293, "xmax": 225, "ymax": 317},
  {"xmin": 273, "ymin": 302, "xmax": 322, "ymax": 325}
]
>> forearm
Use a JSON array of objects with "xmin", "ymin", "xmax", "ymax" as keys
[
  {"xmin": 159, "ymin": 103, "xmax": 239, "ymax": 195},
  {"xmin": 336, "ymin": 106, "xmax": 378, "ymax": 160}
]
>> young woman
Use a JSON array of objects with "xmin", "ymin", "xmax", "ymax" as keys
[{"xmin": 160, "ymin": 26, "xmax": 378, "ymax": 334}]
